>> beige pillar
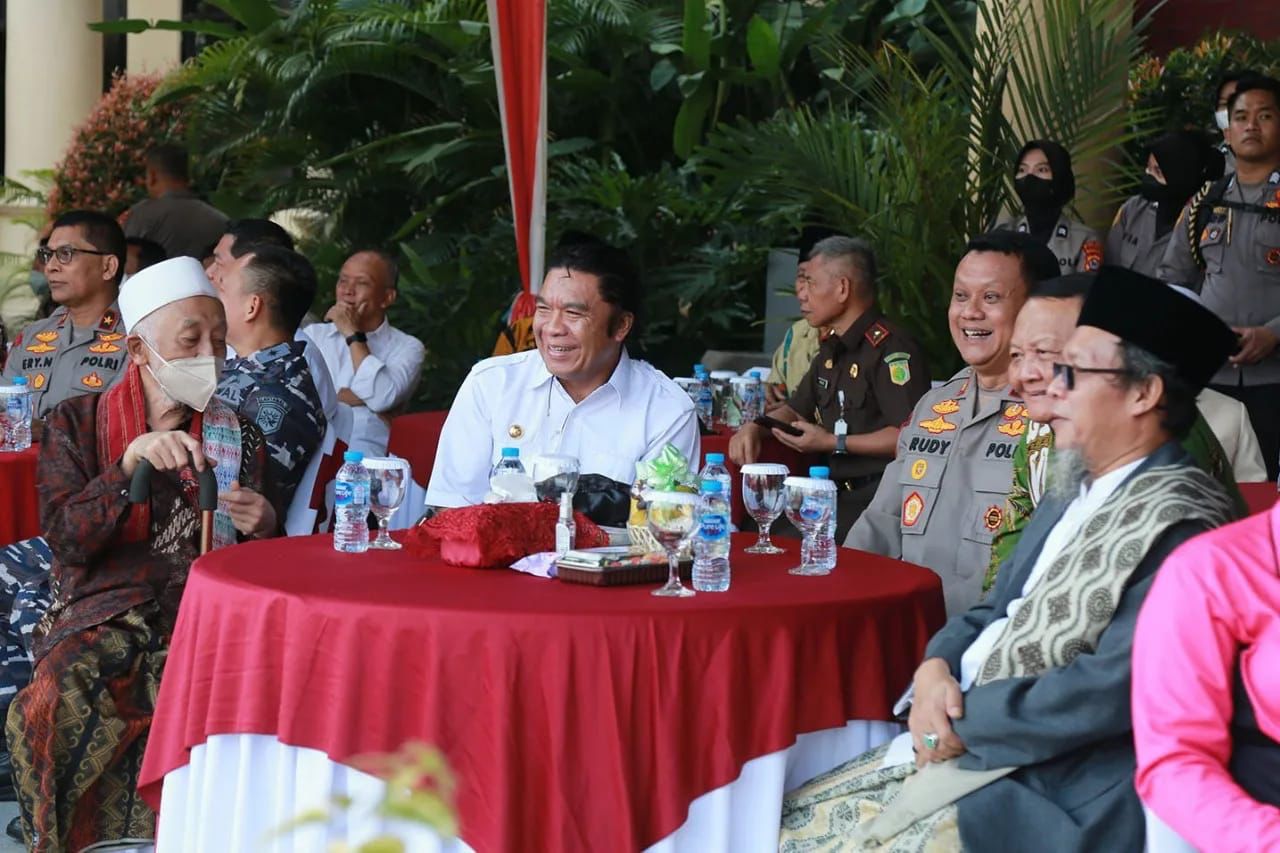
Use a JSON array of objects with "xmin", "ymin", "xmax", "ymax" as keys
[
  {"xmin": 126, "ymin": 0, "xmax": 182, "ymax": 75},
  {"xmin": 1, "ymin": 1, "xmax": 105, "ymax": 325}
]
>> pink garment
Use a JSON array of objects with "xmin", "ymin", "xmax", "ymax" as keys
[{"xmin": 1133, "ymin": 504, "xmax": 1280, "ymax": 852}]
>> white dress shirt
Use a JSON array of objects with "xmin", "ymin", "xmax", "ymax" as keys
[
  {"xmin": 424, "ymin": 348, "xmax": 700, "ymax": 507},
  {"xmin": 1195, "ymin": 388, "xmax": 1267, "ymax": 483},
  {"xmin": 303, "ymin": 318, "xmax": 425, "ymax": 457},
  {"xmin": 882, "ymin": 455, "xmax": 1147, "ymax": 769}
]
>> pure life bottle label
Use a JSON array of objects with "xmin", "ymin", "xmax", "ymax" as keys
[{"xmin": 334, "ymin": 481, "xmax": 368, "ymax": 507}]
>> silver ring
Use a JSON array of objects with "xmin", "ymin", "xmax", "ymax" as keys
[{"xmin": 922, "ymin": 732, "xmax": 940, "ymax": 750}]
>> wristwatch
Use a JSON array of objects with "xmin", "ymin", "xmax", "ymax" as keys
[
  {"xmin": 345, "ymin": 332, "xmax": 368, "ymax": 346},
  {"xmin": 834, "ymin": 433, "xmax": 848, "ymax": 455}
]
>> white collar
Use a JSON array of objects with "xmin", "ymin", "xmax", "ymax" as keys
[
  {"xmin": 1077, "ymin": 456, "xmax": 1147, "ymax": 504},
  {"xmin": 528, "ymin": 346, "xmax": 632, "ymax": 407}
]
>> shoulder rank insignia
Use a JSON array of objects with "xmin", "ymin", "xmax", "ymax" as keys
[
  {"xmin": 100, "ymin": 309, "xmax": 118, "ymax": 330},
  {"xmin": 885, "ymin": 352, "xmax": 911, "ymax": 386},
  {"xmin": 865, "ymin": 322, "xmax": 889, "ymax": 348}
]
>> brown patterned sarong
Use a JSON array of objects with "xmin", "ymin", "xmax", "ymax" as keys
[
  {"xmin": 779, "ymin": 744, "xmax": 960, "ymax": 852},
  {"xmin": 5, "ymin": 603, "xmax": 166, "ymax": 851}
]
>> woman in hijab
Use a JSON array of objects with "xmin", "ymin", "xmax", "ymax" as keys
[
  {"xmin": 1106, "ymin": 130, "xmax": 1225, "ymax": 278},
  {"xmin": 1002, "ymin": 139, "xmax": 1104, "ymax": 273}
]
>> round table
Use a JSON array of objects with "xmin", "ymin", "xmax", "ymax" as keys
[
  {"xmin": 140, "ymin": 533, "xmax": 944, "ymax": 852},
  {"xmin": 0, "ymin": 445, "xmax": 41, "ymax": 543}
]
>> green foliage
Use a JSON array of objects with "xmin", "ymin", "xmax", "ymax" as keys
[
  {"xmin": 1127, "ymin": 30, "xmax": 1280, "ymax": 157},
  {"xmin": 699, "ymin": 0, "xmax": 1156, "ymax": 376}
]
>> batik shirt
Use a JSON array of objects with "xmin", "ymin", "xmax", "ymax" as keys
[
  {"xmin": 217, "ymin": 340, "xmax": 326, "ymax": 510},
  {"xmin": 35, "ymin": 394, "xmax": 269, "ymax": 662}
]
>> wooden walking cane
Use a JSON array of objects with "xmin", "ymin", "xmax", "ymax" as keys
[{"xmin": 129, "ymin": 458, "xmax": 220, "ymax": 554}]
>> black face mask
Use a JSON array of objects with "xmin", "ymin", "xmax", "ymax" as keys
[
  {"xmin": 1015, "ymin": 175, "xmax": 1058, "ymax": 212},
  {"xmin": 1138, "ymin": 174, "xmax": 1182, "ymax": 206}
]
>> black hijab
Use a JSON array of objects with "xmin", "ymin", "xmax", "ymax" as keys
[
  {"xmin": 1143, "ymin": 130, "xmax": 1226, "ymax": 237},
  {"xmin": 1014, "ymin": 139, "xmax": 1076, "ymax": 244}
]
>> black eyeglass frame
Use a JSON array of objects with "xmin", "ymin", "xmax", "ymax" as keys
[
  {"xmin": 36, "ymin": 245, "xmax": 112, "ymax": 265},
  {"xmin": 1051, "ymin": 362, "xmax": 1131, "ymax": 391}
]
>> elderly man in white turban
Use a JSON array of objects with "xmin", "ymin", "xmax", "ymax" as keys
[{"xmin": 4, "ymin": 257, "xmax": 280, "ymax": 851}]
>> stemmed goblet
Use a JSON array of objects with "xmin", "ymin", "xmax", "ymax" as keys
[
  {"xmin": 364, "ymin": 457, "xmax": 411, "ymax": 549},
  {"xmin": 741, "ymin": 463, "xmax": 788, "ymax": 554},
  {"xmin": 783, "ymin": 476, "xmax": 836, "ymax": 576},
  {"xmin": 643, "ymin": 490, "xmax": 699, "ymax": 598},
  {"xmin": 530, "ymin": 454, "xmax": 581, "ymax": 504}
]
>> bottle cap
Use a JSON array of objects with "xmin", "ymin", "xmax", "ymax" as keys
[
  {"xmin": 693, "ymin": 363, "xmax": 705, "ymax": 373},
  {"xmin": 501, "ymin": 447, "xmax": 520, "ymax": 458},
  {"xmin": 343, "ymin": 450, "xmax": 364, "ymax": 463},
  {"xmin": 809, "ymin": 466, "xmax": 831, "ymax": 478},
  {"xmin": 705, "ymin": 453, "xmax": 725, "ymax": 465},
  {"xmin": 701, "ymin": 479, "xmax": 723, "ymax": 493},
  {"xmin": 12, "ymin": 377, "xmax": 27, "ymax": 386}
]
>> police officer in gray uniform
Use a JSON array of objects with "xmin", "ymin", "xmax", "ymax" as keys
[
  {"xmin": 214, "ymin": 244, "xmax": 326, "ymax": 510},
  {"xmin": 999, "ymin": 139, "xmax": 1104, "ymax": 274},
  {"xmin": 845, "ymin": 231, "xmax": 1060, "ymax": 615},
  {"xmin": 1158, "ymin": 74, "xmax": 1280, "ymax": 479},
  {"xmin": 1107, "ymin": 130, "xmax": 1225, "ymax": 278},
  {"xmin": 0, "ymin": 211, "xmax": 127, "ymax": 423}
]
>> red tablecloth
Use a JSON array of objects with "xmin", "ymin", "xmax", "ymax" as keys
[
  {"xmin": 701, "ymin": 427, "xmax": 819, "ymax": 526},
  {"xmin": 0, "ymin": 445, "xmax": 41, "ymax": 543},
  {"xmin": 140, "ymin": 534, "xmax": 943, "ymax": 852}
]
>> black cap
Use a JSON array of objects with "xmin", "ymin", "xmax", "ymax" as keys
[{"xmin": 1076, "ymin": 266, "xmax": 1238, "ymax": 390}]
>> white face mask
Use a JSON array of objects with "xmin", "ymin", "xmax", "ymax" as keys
[
  {"xmin": 142, "ymin": 338, "xmax": 222, "ymax": 412},
  {"xmin": 1215, "ymin": 109, "xmax": 1230, "ymax": 131}
]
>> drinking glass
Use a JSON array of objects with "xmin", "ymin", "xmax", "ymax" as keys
[
  {"xmin": 364, "ymin": 457, "xmax": 410, "ymax": 549},
  {"xmin": 783, "ymin": 476, "xmax": 835, "ymax": 576},
  {"xmin": 741, "ymin": 463, "xmax": 788, "ymax": 554},
  {"xmin": 531, "ymin": 454, "xmax": 581, "ymax": 503},
  {"xmin": 643, "ymin": 490, "xmax": 699, "ymax": 598}
]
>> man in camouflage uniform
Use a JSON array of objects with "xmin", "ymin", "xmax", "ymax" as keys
[
  {"xmin": 1, "ymin": 211, "xmax": 129, "ymax": 425},
  {"xmin": 216, "ymin": 245, "xmax": 326, "ymax": 509},
  {"xmin": 844, "ymin": 232, "xmax": 1059, "ymax": 615}
]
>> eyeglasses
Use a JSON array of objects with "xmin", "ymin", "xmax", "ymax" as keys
[
  {"xmin": 36, "ymin": 245, "xmax": 112, "ymax": 265},
  {"xmin": 1051, "ymin": 362, "xmax": 1130, "ymax": 391}
]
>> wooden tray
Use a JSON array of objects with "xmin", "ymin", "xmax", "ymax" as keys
[{"xmin": 557, "ymin": 557, "xmax": 692, "ymax": 587}]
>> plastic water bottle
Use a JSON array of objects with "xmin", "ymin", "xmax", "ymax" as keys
[
  {"xmin": 0, "ymin": 378, "xmax": 32, "ymax": 452},
  {"xmin": 699, "ymin": 452, "xmax": 733, "ymax": 509},
  {"xmin": 490, "ymin": 447, "xmax": 527, "ymax": 494},
  {"xmin": 692, "ymin": 365, "xmax": 714, "ymax": 428},
  {"xmin": 693, "ymin": 479, "xmax": 731, "ymax": 592},
  {"xmin": 333, "ymin": 450, "xmax": 371, "ymax": 553},
  {"xmin": 809, "ymin": 466, "xmax": 838, "ymax": 572}
]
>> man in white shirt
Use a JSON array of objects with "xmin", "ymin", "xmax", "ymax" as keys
[
  {"xmin": 779, "ymin": 267, "xmax": 1241, "ymax": 852},
  {"xmin": 304, "ymin": 250, "xmax": 425, "ymax": 457},
  {"xmin": 426, "ymin": 240, "xmax": 699, "ymax": 511}
]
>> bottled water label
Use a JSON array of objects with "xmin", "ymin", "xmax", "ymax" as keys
[
  {"xmin": 334, "ymin": 481, "xmax": 367, "ymax": 507},
  {"xmin": 700, "ymin": 512, "xmax": 729, "ymax": 541},
  {"xmin": 799, "ymin": 497, "xmax": 827, "ymax": 525}
]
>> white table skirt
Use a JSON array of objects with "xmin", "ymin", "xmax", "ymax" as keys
[{"xmin": 157, "ymin": 720, "xmax": 900, "ymax": 852}]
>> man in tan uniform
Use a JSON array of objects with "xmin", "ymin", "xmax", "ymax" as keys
[
  {"xmin": 1157, "ymin": 74, "xmax": 1280, "ymax": 478},
  {"xmin": 844, "ymin": 231, "xmax": 1060, "ymax": 615},
  {"xmin": 1, "ymin": 211, "xmax": 128, "ymax": 425}
]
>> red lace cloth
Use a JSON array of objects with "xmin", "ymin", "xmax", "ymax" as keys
[
  {"xmin": 139, "ymin": 533, "xmax": 944, "ymax": 851},
  {"xmin": 405, "ymin": 502, "xmax": 609, "ymax": 567}
]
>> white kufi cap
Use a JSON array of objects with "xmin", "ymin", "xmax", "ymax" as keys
[{"xmin": 118, "ymin": 256, "xmax": 218, "ymax": 333}]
